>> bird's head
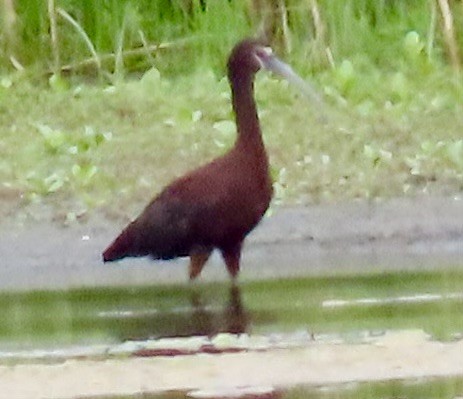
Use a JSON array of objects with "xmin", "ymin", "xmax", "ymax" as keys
[
  {"xmin": 227, "ymin": 38, "xmax": 322, "ymax": 105},
  {"xmin": 227, "ymin": 38, "xmax": 272, "ymax": 76}
]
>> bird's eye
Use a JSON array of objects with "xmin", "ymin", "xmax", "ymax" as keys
[
  {"xmin": 255, "ymin": 46, "xmax": 273, "ymax": 59},
  {"xmin": 254, "ymin": 46, "xmax": 273, "ymax": 68}
]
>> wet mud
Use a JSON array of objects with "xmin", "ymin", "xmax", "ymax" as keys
[
  {"xmin": 2, "ymin": 197, "xmax": 463, "ymax": 291},
  {"xmin": 1, "ymin": 197, "xmax": 463, "ymax": 398}
]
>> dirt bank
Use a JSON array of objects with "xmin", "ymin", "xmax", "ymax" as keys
[
  {"xmin": 0, "ymin": 330, "xmax": 462, "ymax": 399},
  {"xmin": 1, "ymin": 197, "xmax": 463, "ymax": 398},
  {"xmin": 1, "ymin": 196, "xmax": 463, "ymax": 291}
]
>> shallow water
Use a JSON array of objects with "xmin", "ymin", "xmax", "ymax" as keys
[
  {"xmin": 1, "ymin": 269, "xmax": 463, "ymax": 399},
  {"xmin": 1, "ymin": 269, "xmax": 462, "ymax": 355},
  {"xmin": 89, "ymin": 376, "xmax": 463, "ymax": 399}
]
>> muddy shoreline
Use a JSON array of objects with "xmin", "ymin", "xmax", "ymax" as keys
[
  {"xmin": 1, "ymin": 196, "xmax": 463, "ymax": 398},
  {"xmin": 0, "ymin": 330, "xmax": 462, "ymax": 399},
  {"xmin": 1, "ymin": 196, "xmax": 463, "ymax": 291}
]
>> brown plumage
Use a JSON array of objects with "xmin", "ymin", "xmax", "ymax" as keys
[{"xmin": 103, "ymin": 38, "xmax": 307, "ymax": 280}]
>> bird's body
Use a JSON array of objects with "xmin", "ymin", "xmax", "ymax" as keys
[
  {"xmin": 103, "ymin": 138, "xmax": 272, "ymax": 277},
  {"xmin": 103, "ymin": 38, "xmax": 310, "ymax": 280}
]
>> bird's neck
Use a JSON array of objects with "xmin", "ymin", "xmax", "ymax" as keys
[{"xmin": 230, "ymin": 74, "xmax": 264, "ymax": 151}]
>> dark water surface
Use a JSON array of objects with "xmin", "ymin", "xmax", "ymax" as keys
[
  {"xmin": 1, "ymin": 268, "xmax": 463, "ymax": 399},
  {"xmin": 1, "ymin": 269, "xmax": 462, "ymax": 352}
]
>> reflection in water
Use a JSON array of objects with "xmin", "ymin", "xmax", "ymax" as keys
[
  {"xmin": 3, "ymin": 270, "xmax": 463, "ymax": 351},
  {"xmin": 179, "ymin": 284, "xmax": 249, "ymax": 337},
  {"xmin": 225, "ymin": 285, "xmax": 249, "ymax": 334},
  {"xmin": 114, "ymin": 285, "xmax": 250, "ymax": 341},
  {"xmin": 189, "ymin": 285, "xmax": 249, "ymax": 336}
]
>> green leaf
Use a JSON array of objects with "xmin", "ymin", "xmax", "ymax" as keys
[
  {"xmin": 390, "ymin": 72, "xmax": 408, "ymax": 101},
  {"xmin": 48, "ymin": 74, "xmax": 69, "ymax": 92},
  {"xmin": 403, "ymin": 31, "xmax": 424, "ymax": 59},
  {"xmin": 44, "ymin": 173, "xmax": 65, "ymax": 193},
  {"xmin": 140, "ymin": 67, "xmax": 161, "ymax": 89},
  {"xmin": 36, "ymin": 124, "xmax": 67, "ymax": 152},
  {"xmin": 334, "ymin": 60, "xmax": 356, "ymax": 93},
  {"xmin": 192, "ymin": 110, "xmax": 202, "ymax": 122},
  {"xmin": 72, "ymin": 164, "xmax": 98, "ymax": 185},
  {"xmin": 1, "ymin": 76, "xmax": 12, "ymax": 89},
  {"xmin": 446, "ymin": 140, "xmax": 463, "ymax": 168}
]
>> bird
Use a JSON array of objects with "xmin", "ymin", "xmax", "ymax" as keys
[{"xmin": 103, "ymin": 38, "xmax": 315, "ymax": 281}]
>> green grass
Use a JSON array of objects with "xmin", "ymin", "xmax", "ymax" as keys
[
  {"xmin": 1, "ymin": 1, "xmax": 463, "ymax": 222},
  {"xmin": 1, "ymin": 0, "xmax": 254, "ymax": 75},
  {"xmin": 2, "ymin": 1, "xmax": 462, "ymax": 74},
  {"xmin": 1, "ymin": 55, "xmax": 462, "ymax": 223}
]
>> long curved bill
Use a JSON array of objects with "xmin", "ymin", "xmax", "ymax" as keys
[{"xmin": 257, "ymin": 49, "xmax": 323, "ymax": 107}]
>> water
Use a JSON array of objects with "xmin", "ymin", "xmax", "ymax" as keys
[
  {"xmin": 287, "ymin": 377, "xmax": 463, "ymax": 399},
  {"xmin": 102, "ymin": 377, "xmax": 463, "ymax": 399},
  {"xmin": 0, "ymin": 269, "xmax": 462, "ymax": 353},
  {"xmin": 1, "ymin": 268, "xmax": 462, "ymax": 398}
]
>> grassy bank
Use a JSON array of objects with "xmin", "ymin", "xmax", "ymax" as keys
[
  {"xmin": 1, "ymin": 59, "xmax": 462, "ymax": 223},
  {"xmin": 0, "ymin": 1, "xmax": 462, "ymax": 223}
]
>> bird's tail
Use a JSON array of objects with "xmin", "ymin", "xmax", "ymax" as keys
[{"xmin": 102, "ymin": 224, "xmax": 141, "ymax": 262}]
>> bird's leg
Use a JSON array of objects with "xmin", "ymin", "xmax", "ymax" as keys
[
  {"xmin": 189, "ymin": 251, "xmax": 211, "ymax": 280},
  {"xmin": 221, "ymin": 243, "xmax": 242, "ymax": 281}
]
